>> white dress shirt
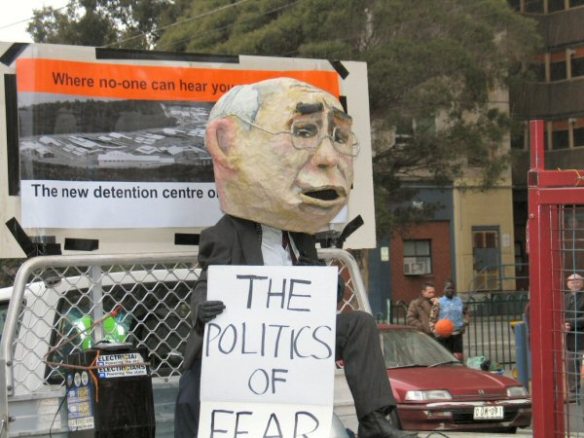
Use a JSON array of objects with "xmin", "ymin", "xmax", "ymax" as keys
[{"xmin": 260, "ymin": 224, "xmax": 298, "ymax": 266}]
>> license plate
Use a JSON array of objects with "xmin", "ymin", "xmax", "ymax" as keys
[{"xmin": 473, "ymin": 406, "xmax": 504, "ymax": 420}]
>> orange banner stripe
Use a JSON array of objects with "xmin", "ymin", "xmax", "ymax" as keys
[{"xmin": 16, "ymin": 58, "xmax": 340, "ymax": 101}]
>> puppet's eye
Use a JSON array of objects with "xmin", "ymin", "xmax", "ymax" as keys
[
  {"xmin": 333, "ymin": 127, "xmax": 350, "ymax": 144},
  {"xmin": 292, "ymin": 123, "xmax": 318, "ymax": 139}
]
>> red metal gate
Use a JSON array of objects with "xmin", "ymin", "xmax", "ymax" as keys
[{"xmin": 529, "ymin": 120, "xmax": 584, "ymax": 437}]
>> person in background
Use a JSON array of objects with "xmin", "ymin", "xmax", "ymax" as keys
[
  {"xmin": 406, "ymin": 283, "xmax": 437, "ymax": 335},
  {"xmin": 430, "ymin": 280, "xmax": 469, "ymax": 361},
  {"xmin": 564, "ymin": 272, "xmax": 584, "ymax": 400},
  {"xmin": 174, "ymin": 77, "xmax": 417, "ymax": 438}
]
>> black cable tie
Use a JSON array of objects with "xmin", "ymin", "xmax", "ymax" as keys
[
  {"xmin": 64, "ymin": 238, "xmax": 99, "ymax": 251},
  {"xmin": 0, "ymin": 43, "xmax": 28, "ymax": 66}
]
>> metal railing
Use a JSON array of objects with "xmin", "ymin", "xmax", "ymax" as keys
[
  {"xmin": 467, "ymin": 263, "xmax": 530, "ymax": 293},
  {"xmin": 463, "ymin": 291, "xmax": 529, "ymax": 369},
  {"xmin": 388, "ymin": 291, "xmax": 529, "ymax": 370}
]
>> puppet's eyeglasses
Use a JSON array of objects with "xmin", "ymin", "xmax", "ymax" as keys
[{"xmin": 229, "ymin": 114, "xmax": 360, "ymax": 157}]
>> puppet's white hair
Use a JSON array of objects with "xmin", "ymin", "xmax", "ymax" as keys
[{"xmin": 207, "ymin": 77, "xmax": 323, "ymax": 127}]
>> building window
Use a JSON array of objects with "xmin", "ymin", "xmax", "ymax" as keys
[
  {"xmin": 511, "ymin": 122, "xmax": 527, "ymax": 150},
  {"xmin": 548, "ymin": 0, "xmax": 566, "ymax": 11},
  {"xmin": 551, "ymin": 120, "xmax": 570, "ymax": 149},
  {"xmin": 573, "ymin": 57, "xmax": 584, "ymax": 77},
  {"xmin": 571, "ymin": 48, "xmax": 584, "ymax": 77},
  {"xmin": 550, "ymin": 50, "xmax": 567, "ymax": 81},
  {"xmin": 403, "ymin": 240, "xmax": 432, "ymax": 276},
  {"xmin": 574, "ymin": 118, "xmax": 584, "ymax": 148},
  {"xmin": 472, "ymin": 227, "xmax": 501, "ymax": 291},
  {"xmin": 570, "ymin": 0, "xmax": 584, "ymax": 7},
  {"xmin": 524, "ymin": 0, "xmax": 544, "ymax": 13}
]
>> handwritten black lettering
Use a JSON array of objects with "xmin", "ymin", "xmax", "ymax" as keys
[
  {"xmin": 241, "ymin": 322, "xmax": 257, "ymax": 355},
  {"xmin": 208, "ymin": 410, "xmax": 321, "ymax": 438},
  {"xmin": 237, "ymin": 274, "xmax": 313, "ymax": 311},
  {"xmin": 237, "ymin": 275, "xmax": 269, "ymax": 308},
  {"xmin": 234, "ymin": 411, "xmax": 253, "ymax": 437},
  {"xmin": 205, "ymin": 322, "xmax": 332, "ymax": 360},
  {"xmin": 311, "ymin": 326, "xmax": 333, "ymax": 359},
  {"xmin": 288, "ymin": 279, "xmax": 312, "ymax": 312},
  {"xmin": 247, "ymin": 368, "xmax": 289, "ymax": 395},
  {"xmin": 263, "ymin": 413, "xmax": 283, "ymax": 438},
  {"xmin": 210, "ymin": 409, "xmax": 233, "ymax": 437},
  {"xmin": 267, "ymin": 277, "xmax": 286, "ymax": 309},
  {"xmin": 293, "ymin": 412, "xmax": 320, "ymax": 438}
]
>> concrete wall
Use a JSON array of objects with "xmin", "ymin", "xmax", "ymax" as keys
[{"xmin": 452, "ymin": 186, "xmax": 517, "ymax": 292}]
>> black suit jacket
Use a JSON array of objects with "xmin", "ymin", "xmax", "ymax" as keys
[{"xmin": 182, "ymin": 215, "xmax": 319, "ymax": 369}]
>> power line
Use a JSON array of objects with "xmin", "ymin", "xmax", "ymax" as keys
[
  {"xmin": 153, "ymin": 0, "xmax": 303, "ymax": 52},
  {"xmin": 155, "ymin": 0, "xmax": 530, "ymax": 56},
  {"xmin": 0, "ymin": 4, "xmax": 68, "ymax": 31},
  {"xmin": 106, "ymin": 0, "xmax": 255, "ymax": 48}
]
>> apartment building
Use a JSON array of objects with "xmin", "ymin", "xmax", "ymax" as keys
[{"xmin": 509, "ymin": 0, "xmax": 584, "ymax": 279}]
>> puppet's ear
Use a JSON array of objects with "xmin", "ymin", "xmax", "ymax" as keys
[{"xmin": 206, "ymin": 118, "xmax": 236, "ymax": 169}]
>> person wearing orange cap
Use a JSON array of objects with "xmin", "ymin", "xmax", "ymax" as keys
[{"xmin": 564, "ymin": 272, "xmax": 584, "ymax": 400}]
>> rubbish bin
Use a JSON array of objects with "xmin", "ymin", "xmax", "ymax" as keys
[{"xmin": 512, "ymin": 321, "xmax": 531, "ymax": 389}]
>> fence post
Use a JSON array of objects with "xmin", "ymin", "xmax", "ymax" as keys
[{"xmin": 528, "ymin": 120, "xmax": 565, "ymax": 438}]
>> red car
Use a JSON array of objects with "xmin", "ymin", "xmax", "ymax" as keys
[{"xmin": 379, "ymin": 324, "xmax": 532, "ymax": 433}]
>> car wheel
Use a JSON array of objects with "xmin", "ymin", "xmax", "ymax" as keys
[{"xmin": 389, "ymin": 409, "xmax": 402, "ymax": 429}]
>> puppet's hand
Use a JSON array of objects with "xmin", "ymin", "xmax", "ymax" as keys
[{"xmin": 197, "ymin": 300, "xmax": 226, "ymax": 324}]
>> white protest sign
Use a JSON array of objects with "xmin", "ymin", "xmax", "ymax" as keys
[{"xmin": 199, "ymin": 265, "xmax": 338, "ymax": 438}]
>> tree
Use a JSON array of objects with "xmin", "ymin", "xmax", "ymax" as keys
[
  {"xmin": 26, "ymin": 0, "xmax": 540, "ymax": 236},
  {"xmin": 155, "ymin": 0, "xmax": 540, "ymax": 235},
  {"xmin": 27, "ymin": 0, "xmax": 171, "ymax": 48}
]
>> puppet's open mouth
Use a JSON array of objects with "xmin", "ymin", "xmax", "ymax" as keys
[{"xmin": 303, "ymin": 189, "xmax": 340, "ymax": 201}]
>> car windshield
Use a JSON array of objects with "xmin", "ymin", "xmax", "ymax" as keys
[{"xmin": 381, "ymin": 329, "xmax": 461, "ymax": 369}]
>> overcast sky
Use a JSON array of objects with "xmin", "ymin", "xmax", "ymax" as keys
[{"xmin": 0, "ymin": 0, "xmax": 69, "ymax": 43}]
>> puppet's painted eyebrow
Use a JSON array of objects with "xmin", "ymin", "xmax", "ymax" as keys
[
  {"xmin": 295, "ymin": 102, "xmax": 324, "ymax": 115},
  {"xmin": 294, "ymin": 102, "xmax": 352, "ymax": 121}
]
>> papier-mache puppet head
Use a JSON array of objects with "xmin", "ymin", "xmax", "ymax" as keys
[{"xmin": 205, "ymin": 77, "xmax": 357, "ymax": 234}]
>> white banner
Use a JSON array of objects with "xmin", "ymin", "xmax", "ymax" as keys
[
  {"xmin": 21, "ymin": 180, "xmax": 222, "ymax": 228},
  {"xmin": 0, "ymin": 42, "xmax": 376, "ymax": 256},
  {"xmin": 199, "ymin": 265, "xmax": 338, "ymax": 438}
]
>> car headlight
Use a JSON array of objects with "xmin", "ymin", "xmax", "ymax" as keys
[
  {"xmin": 507, "ymin": 386, "xmax": 528, "ymax": 397},
  {"xmin": 405, "ymin": 390, "xmax": 452, "ymax": 401}
]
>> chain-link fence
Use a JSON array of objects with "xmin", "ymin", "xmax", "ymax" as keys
[{"xmin": 0, "ymin": 249, "xmax": 367, "ymax": 437}]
